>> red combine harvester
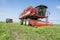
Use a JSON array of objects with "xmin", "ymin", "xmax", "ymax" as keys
[{"xmin": 19, "ymin": 5, "xmax": 53, "ymax": 27}]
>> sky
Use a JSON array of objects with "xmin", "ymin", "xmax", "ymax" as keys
[{"xmin": 0, "ymin": 0, "xmax": 60, "ymax": 24}]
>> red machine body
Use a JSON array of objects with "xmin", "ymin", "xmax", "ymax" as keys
[
  {"xmin": 19, "ymin": 6, "xmax": 46, "ymax": 19},
  {"xmin": 29, "ymin": 20, "xmax": 53, "ymax": 26},
  {"xmin": 19, "ymin": 5, "xmax": 53, "ymax": 27}
]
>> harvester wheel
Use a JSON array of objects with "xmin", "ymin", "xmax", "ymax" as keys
[
  {"xmin": 23, "ymin": 19, "xmax": 26, "ymax": 25},
  {"xmin": 25, "ymin": 20, "xmax": 29, "ymax": 26},
  {"xmin": 20, "ymin": 19, "xmax": 23, "ymax": 25},
  {"xmin": 20, "ymin": 21, "xmax": 23, "ymax": 25},
  {"xmin": 25, "ymin": 19, "xmax": 30, "ymax": 26}
]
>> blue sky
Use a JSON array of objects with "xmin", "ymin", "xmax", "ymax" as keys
[{"xmin": 0, "ymin": 0, "xmax": 60, "ymax": 24}]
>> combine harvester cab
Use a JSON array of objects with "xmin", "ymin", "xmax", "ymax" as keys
[{"xmin": 19, "ymin": 5, "xmax": 53, "ymax": 27}]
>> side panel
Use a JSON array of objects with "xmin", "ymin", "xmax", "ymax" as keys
[{"xmin": 19, "ymin": 6, "xmax": 33, "ymax": 19}]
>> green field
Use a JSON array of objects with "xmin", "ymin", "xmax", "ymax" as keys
[{"xmin": 0, "ymin": 22, "xmax": 60, "ymax": 40}]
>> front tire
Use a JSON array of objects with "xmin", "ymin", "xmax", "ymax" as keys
[
  {"xmin": 23, "ymin": 19, "xmax": 26, "ymax": 25},
  {"xmin": 25, "ymin": 20, "xmax": 29, "ymax": 26},
  {"xmin": 25, "ymin": 19, "xmax": 30, "ymax": 26}
]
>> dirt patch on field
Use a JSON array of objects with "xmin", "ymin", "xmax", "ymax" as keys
[{"xmin": 8, "ymin": 24, "xmax": 21, "ymax": 40}]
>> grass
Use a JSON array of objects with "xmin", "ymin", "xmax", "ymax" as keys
[
  {"xmin": 0, "ymin": 22, "xmax": 60, "ymax": 40},
  {"xmin": 0, "ymin": 22, "xmax": 14, "ymax": 40}
]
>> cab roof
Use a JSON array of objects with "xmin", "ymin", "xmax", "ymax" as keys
[{"xmin": 35, "ymin": 5, "xmax": 48, "ymax": 9}]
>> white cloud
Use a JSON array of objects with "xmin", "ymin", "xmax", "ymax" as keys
[{"xmin": 56, "ymin": 5, "xmax": 60, "ymax": 9}]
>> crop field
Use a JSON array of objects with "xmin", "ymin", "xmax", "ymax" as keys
[{"xmin": 0, "ymin": 22, "xmax": 60, "ymax": 40}]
